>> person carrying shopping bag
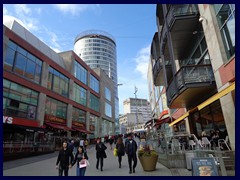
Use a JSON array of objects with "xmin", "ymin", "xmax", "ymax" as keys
[{"xmin": 71, "ymin": 146, "xmax": 89, "ymax": 176}]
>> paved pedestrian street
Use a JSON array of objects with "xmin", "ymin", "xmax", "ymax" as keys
[{"xmin": 3, "ymin": 140, "xmax": 191, "ymax": 176}]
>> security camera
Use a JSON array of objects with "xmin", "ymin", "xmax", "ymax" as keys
[{"xmin": 199, "ymin": 17, "xmax": 204, "ymax": 22}]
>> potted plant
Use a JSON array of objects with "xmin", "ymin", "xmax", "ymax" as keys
[{"xmin": 138, "ymin": 144, "xmax": 158, "ymax": 171}]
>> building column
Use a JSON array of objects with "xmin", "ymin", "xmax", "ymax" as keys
[
  {"xmin": 67, "ymin": 104, "xmax": 73, "ymax": 138},
  {"xmin": 86, "ymin": 112, "xmax": 90, "ymax": 139},
  {"xmin": 220, "ymin": 92, "xmax": 235, "ymax": 150},
  {"xmin": 37, "ymin": 93, "xmax": 46, "ymax": 127},
  {"xmin": 40, "ymin": 62, "xmax": 49, "ymax": 88}
]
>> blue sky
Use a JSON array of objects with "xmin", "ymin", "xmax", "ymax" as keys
[{"xmin": 3, "ymin": 4, "xmax": 157, "ymax": 114}]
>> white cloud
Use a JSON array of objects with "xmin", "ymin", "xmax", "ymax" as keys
[
  {"xmin": 11, "ymin": 4, "xmax": 39, "ymax": 31},
  {"xmin": 14, "ymin": 4, "xmax": 31, "ymax": 15},
  {"xmin": 134, "ymin": 45, "xmax": 151, "ymax": 80},
  {"xmin": 54, "ymin": 4, "xmax": 100, "ymax": 16},
  {"xmin": 3, "ymin": 6, "xmax": 8, "ymax": 15},
  {"xmin": 3, "ymin": 15, "xmax": 29, "ymax": 30}
]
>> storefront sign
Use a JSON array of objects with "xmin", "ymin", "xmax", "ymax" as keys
[
  {"xmin": 192, "ymin": 158, "xmax": 219, "ymax": 176},
  {"xmin": 3, "ymin": 116, "xmax": 39, "ymax": 127},
  {"xmin": 45, "ymin": 114, "xmax": 65, "ymax": 123},
  {"xmin": 3, "ymin": 116, "xmax": 13, "ymax": 124},
  {"xmin": 89, "ymin": 125, "xmax": 95, "ymax": 131},
  {"xmin": 73, "ymin": 121, "xmax": 85, "ymax": 129}
]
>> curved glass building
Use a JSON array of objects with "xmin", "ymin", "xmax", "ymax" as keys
[{"xmin": 74, "ymin": 30, "xmax": 120, "ymax": 134}]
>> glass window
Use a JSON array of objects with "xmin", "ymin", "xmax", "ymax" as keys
[
  {"xmin": 4, "ymin": 40, "xmax": 42, "ymax": 84},
  {"xmin": 214, "ymin": 4, "xmax": 235, "ymax": 60},
  {"xmin": 45, "ymin": 96, "xmax": 67, "ymax": 119},
  {"xmin": 72, "ymin": 83, "xmax": 87, "ymax": 106},
  {"xmin": 74, "ymin": 61, "xmax": 87, "ymax": 84},
  {"xmin": 3, "ymin": 79, "xmax": 38, "ymax": 119},
  {"xmin": 90, "ymin": 74, "xmax": 99, "ymax": 93},
  {"xmin": 89, "ymin": 93, "xmax": 100, "ymax": 112},
  {"xmin": 48, "ymin": 67, "xmax": 69, "ymax": 97},
  {"xmin": 105, "ymin": 102, "xmax": 112, "ymax": 118},
  {"xmin": 25, "ymin": 60, "xmax": 35, "ymax": 80},
  {"xmin": 4, "ymin": 47, "xmax": 15, "ymax": 71},
  {"xmin": 72, "ymin": 107, "xmax": 86, "ymax": 123},
  {"xmin": 105, "ymin": 87, "xmax": 111, "ymax": 101},
  {"xmin": 14, "ymin": 53, "xmax": 27, "ymax": 76}
]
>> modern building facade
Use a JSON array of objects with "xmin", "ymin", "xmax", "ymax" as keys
[
  {"xmin": 151, "ymin": 4, "xmax": 235, "ymax": 150},
  {"xmin": 3, "ymin": 20, "xmax": 115, "ymax": 153},
  {"xmin": 74, "ymin": 30, "xmax": 120, "ymax": 134},
  {"xmin": 93, "ymin": 68, "xmax": 115, "ymax": 137}
]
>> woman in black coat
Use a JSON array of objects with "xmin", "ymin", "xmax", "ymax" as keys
[
  {"xmin": 95, "ymin": 138, "xmax": 107, "ymax": 171},
  {"xmin": 116, "ymin": 137, "xmax": 125, "ymax": 168}
]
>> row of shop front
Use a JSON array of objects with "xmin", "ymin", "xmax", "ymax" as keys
[{"xmin": 3, "ymin": 114, "xmax": 95, "ymax": 154}]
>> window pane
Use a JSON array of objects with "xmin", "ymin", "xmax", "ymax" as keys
[
  {"xmin": 15, "ymin": 53, "xmax": 27, "ymax": 76},
  {"xmin": 4, "ymin": 47, "xmax": 15, "ymax": 71},
  {"xmin": 25, "ymin": 60, "xmax": 35, "ymax": 80}
]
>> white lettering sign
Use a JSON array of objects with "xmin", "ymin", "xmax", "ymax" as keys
[{"xmin": 3, "ymin": 116, "xmax": 13, "ymax": 124}]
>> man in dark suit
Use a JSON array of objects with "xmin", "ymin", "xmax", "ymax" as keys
[{"xmin": 125, "ymin": 133, "xmax": 138, "ymax": 174}]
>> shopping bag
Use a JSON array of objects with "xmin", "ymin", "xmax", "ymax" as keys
[
  {"xmin": 86, "ymin": 160, "xmax": 90, "ymax": 167},
  {"xmin": 79, "ymin": 159, "xmax": 87, "ymax": 168},
  {"xmin": 113, "ymin": 148, "xmax": 118, "ymax": 156}
]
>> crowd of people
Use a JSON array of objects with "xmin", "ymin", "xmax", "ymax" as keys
[{"xmin": 55, "ymin": 133, "xmax": 139, "ymax": 176}]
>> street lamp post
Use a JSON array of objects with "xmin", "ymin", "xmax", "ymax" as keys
[{"xmin": 134, "ymin": 86, "xmax": 138, "ymax": 130}]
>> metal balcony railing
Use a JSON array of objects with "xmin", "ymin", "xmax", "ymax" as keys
[
  {"xmin": 166, "ymin": 64, "xmax": 215, "ymax": 105},
  {"xmin": 166, "ymin": 4, "xmax": 199, "ymax": 29}
]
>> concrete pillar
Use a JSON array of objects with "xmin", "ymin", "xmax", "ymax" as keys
[
  {"xmin": 86, "ymin": 112, "xmax": 90, "ymax": 139},
  {"xmin": 220, "ymin": 92, "xmax": 235, "ymax": 150},
  {"xmin": 66, "ymin": 104, "xmax": 73, "ymax": 138},
  {"xmin": 37, "ymin": 93, "xmax": 46, "ymax": 126},
  {"xmin": 68, "ymin": 79, "xmax": 74, "ymax": 100},
  {"xmin": 40, "ymin": 62, "xmax": 49, "ymax": 88}
]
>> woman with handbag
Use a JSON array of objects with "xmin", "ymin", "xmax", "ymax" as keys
[
  {"xmin": 95, "ymin": 138, "xmax": 107, "ymax": 171},
  {"xmin": 116, "ymin": 137, "xmax": 125, "ymax": 168},
  {"xmin": 72, "ymin": 146, "xmax": 89, "ymax": 176}
]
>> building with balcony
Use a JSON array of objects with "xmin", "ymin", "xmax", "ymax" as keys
[{"xmin": 151, "ymin": 4, "xmax": 235, "ymax": 150}]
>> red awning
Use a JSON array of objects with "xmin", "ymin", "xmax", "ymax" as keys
[
  {"xmin": 73, "ymin": 127, "xmax": 87, "ymax": 133},
  {"xmin": 159, "ymin": 110, "xmax": 169, "ymax": 119},
  {"xmin": 73, "ymin": 128, "xmax": 94, "ymax": 134},
  {"xmin": 154, "ymin": 116, "xmax": 171, "ymax": 127},
  {"xmin": 45, "ymin": 122, "xmax": 74, "ymax": 131}
]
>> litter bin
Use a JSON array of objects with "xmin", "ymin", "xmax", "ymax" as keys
[{"xmin": 185, "ymin": 151, "xmax": 196, "ymax": 170}]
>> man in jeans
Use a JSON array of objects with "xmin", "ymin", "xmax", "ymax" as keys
[
  {"xmin": 56, "ymin": 141, "xmax": 74, "ymax": 176},
  {"xmin": 125, "ymin": 133, "xmax": 138, "ymax": 174}
]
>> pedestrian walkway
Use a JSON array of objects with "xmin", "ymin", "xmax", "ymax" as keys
[{"xmin": 3, "ymin": 139, "xmax": 191, "ymax": 176}]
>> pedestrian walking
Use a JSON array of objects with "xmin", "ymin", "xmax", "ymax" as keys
[
  {"xmin": 116, "ymin": 137, "xmax": 125, "ymax": 168},
  {"xmin": 95, "ymin": 138, "xmax": 107, "ymax": 171},
  {"xmin": 56, "ymin": 141, "xmax": 74, "ymax": 176},
  {"xmin": 72, "ymin": 146, "xmax": 89, "ymax": 176},
  {"xmin": 125, "ymin": 133, "xmax": 138, "ymax": 174},
  {"xmin": 109, "ymin": 135, "xmax": 114, "ymax": 150}
]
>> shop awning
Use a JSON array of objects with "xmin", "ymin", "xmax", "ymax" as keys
[
  {"xmin": 169, "ymin": 82, "xmax": 235, "ymax": 127},
  {"xmin": 154, "ymin": 116, "xmax": 171, "ymax": 127},
  {"xmin": 144, "ymin": 118, "xmax": 158, "ymax": 128},
  {"xmin": 45, "ymin": 122, "xmax": 73, "ymax": 131},
  {"xmin": 197, "ymin": 82, "xmax": 235, "ymax": 110},
  {"xmin": 169, "ymin": 112, "xmax": 189, "ymax": 127},
  {"xmin": 73, "ymin": 128, "xmax": 94, "ymax": 134}
]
